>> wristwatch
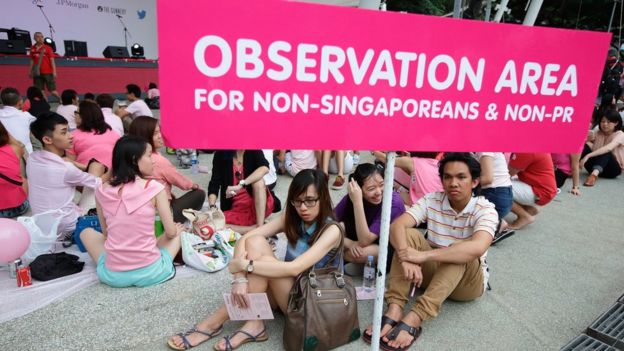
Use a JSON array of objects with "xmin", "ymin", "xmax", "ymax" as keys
[
  {"xmin": 246, "ymin": 260, "xmax": 254, "ymax": 273},
  {"xmin": 238, "ymin": 179, "xmax": 246, "ymax": 187}
]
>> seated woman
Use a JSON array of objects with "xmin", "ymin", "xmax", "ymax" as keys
[
  {"xmin": 581, "ymin": 109, "xmax": 624, "ymax": 186},
  {"xmin": 129, "ymin": 116, "xmax": 205, "ymax": 223},
  {"xmin": 374, "ymin": 151, "xmax": 442, "ymax": 206},
  {"xmin": 80, "ymin": 136, "xmax": 184, "ymax": 288},
  {"xmin": 67, "ymin": 101, "xmax": 120, "ymax": 169},
  {"xmin": 334, "ymin": 163, "xmax": 405, "ymax": 265},
  {"xmin": 168, "ymin": 169, "xmax": 342, "ymax": 351},
  {"xmin": 208, "ymin": 150, "xmax": 275, "ymax": 234},
  {"xmin": 473, "ymin": 152, "xmax": 514, "ymax": 241},
  {"xmin": 551, "ymin": 153, "xmax": 581, "ymax": 195},
  {"xmin": 0, "ymin": 123, "xmax": 29, "ymax": 218}
]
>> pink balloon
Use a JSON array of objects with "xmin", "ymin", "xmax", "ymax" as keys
[{"xmin": 0, "ymin": 219, "xmax": 31, "ymax": 263}]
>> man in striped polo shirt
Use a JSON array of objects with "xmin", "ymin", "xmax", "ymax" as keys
[{"xmin": 364, "ymin": 153, "xmax": 498, "ymax": 351}]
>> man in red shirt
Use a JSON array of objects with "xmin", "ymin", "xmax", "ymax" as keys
[
  {"xmin": 507, "ymin": 153, "xmax": 557, "ymax": 230},
  {"xmin": 28, "ymin": 32, "xmax": 60, "ymax": 101}
]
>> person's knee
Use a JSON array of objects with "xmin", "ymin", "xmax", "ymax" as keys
[
  {"xmin": 244, "ymin": 235, "xmax": 269, "ymax": 258},
  {"xmin": 252, "ymin": 179, "xmax": 266, "ymax": 191},
  {"xmin": 79, "ymin": 227, "xmax": 97, "ymax": 242}
]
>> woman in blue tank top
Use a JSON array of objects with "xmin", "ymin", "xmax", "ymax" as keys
[{"xmin": 168, "ymin": 169, "xmax": 343, "ymax": 351}]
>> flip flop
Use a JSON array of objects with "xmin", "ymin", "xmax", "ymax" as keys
[
  {"xmin": 362, "ymin": 315, "xmax": 398, "ymax": 344},
  {"xmin": 492, "ymin": 228, "xmax": 516, "ymax": 245},
  {"xmin": 167, "ymin": 325, "xmax": 223, "ymax": 350},
  {"xmin": 380, "ymin": 321, "xmax": 421, "ymax": 351},
  {"xmin": 214, "ymin": 327, "xmax": 269, "ymax": 351}
]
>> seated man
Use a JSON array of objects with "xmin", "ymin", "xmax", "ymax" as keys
[
  {"xmin": 27, "ymin": 112, "xmax": 108, "ymax": 240},
  {"xmin": 0, "ymin": 87, "xmax": 36, "ymax": 154},
  {"xmin": 55, "ymin": 89, "xmax": 79, "ymax": 130},
  {"xmin": 364, "ymin": 153, "xmax": 498, "ymax": 351},
  {"xmin": 507, "ymin": 153, "xmax": 557, "ymax": 230},
  {"xmin": 116, "ymin": 83, "xmax": 153, "ymax": 132}
]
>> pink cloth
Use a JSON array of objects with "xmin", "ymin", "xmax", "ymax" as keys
[
  {"xmin": 150, "ymin": 151, "xmax": 194, "ymax": 200},
  {"xmin": 26, "ymin": 150, "xmax": 101, "ymax": 235},
  {"xmin": 410, "ymin": 157, "xmax": 443, "ymax": 203},
  {"xmin": 551, "ymin": 153, "xmax": 572, "ymax": 175},
  {"xmin": 96, "ymin": 178, "xmax": 164, "ymax": 271},
  {"xmin": 593, "ymin": 130, "xmax": 624, "ymax": 170},
  {"xmin": 69, "ymin": 129, "xmax": 120, "ymax": 169},
  {"xmin": 0, "ymin": 144, "xmax": 26, "ymax": 209}
]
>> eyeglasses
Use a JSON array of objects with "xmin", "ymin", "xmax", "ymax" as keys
[{"xmin": 290, "ymin": 198, "xmax": 319, "ymax": 208}]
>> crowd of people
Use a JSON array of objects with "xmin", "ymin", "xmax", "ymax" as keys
[{"xmin": 0, "ymin": 35, "xmax": 623, "ymax": 351}]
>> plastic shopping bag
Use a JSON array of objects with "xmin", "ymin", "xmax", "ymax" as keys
[
  {"xmin": 181, "ymin": 232, "xmax": 230, "ymax": 273},
  {"xmin": 18, "ymin": 210, "xmax": 63, "ymax": 261},
  {"xmin": 182, "ymin": 208, "xmax": 226, "ymax": 240}
]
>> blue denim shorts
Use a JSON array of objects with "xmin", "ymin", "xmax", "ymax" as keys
[
  {"xmin": 0, "ymin": 200, "xmax": 29, "ymax": 218},
  {"xmin": 97, "ymin": 248, "xmax": 175, "ymax": 288},
  {"xmin": 481, "ymin": 186, "xmax": 513, "ymax": 219}
]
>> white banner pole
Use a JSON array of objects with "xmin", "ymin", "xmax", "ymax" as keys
[{"xmin": 370, "ymin": 151, "xmax": 396, "ymax": 351}]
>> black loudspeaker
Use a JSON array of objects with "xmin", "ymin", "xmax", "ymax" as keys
[
  {"xmin": 0, "ymin": 39, "xmax": 26, "ymax": 54},
  {"xmin": 9, "ymin": 28, "xmax": 32, "ymax": 48},
  {"xmin": 64, "ymin": 40, "xmax": 88, "ymax": 57},
  {"xmin": 102, "ymin": 45, "xmax": 129, "ymax": 59}
]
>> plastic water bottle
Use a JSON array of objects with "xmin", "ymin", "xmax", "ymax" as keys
[
  {"xmin": 191, "ymin": 151, "xmax": 198, "ymax": 174},
  {"xmin": 363, "ymin": 255, "xmax": 376, "ymax": 291}
]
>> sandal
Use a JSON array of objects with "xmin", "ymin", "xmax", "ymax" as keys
[
  {"xmin": 380, "ymin": 321, "xmax": 422, "ymax": 351},
  {"xmin": 214, "ymin": 327, "xmax": 269, "ymax": 351},
  {"xmin": 167, "ymin": 325, "xmax": 223, "ymax": 350},
  {"xmin": 362, "ymin": 315, "xmax": 398, "ymax": 344}
]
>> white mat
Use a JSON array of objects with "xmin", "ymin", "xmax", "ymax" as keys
[{"xmin": 0, "ymin": 244, "xmax": 202, "ymax": 324}]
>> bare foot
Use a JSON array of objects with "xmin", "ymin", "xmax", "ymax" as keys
[
  {"xmin": 364, "ymin": 303, "xmax": 403, "ymax": 339},
  {"xmin": 509, "ymin": 214, "xmax": 535, "ymax": 230},
  {"xmin": 522, "ymin": 205, "xmax": 539, "ymax": 216},
  {"xmin": 213, "ymin": 321, "xmax": 266, "ymax": 351}
]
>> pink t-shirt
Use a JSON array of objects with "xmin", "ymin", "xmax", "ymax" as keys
[
  {"xmin": 96, "ymin": 178, "xmax": 164, "ymax": 271},
  {"xmin": 551, "ymin": 153, "xmax": 572, "ymax": 175},
  {"xmin": 410, "ymin": 157, "xmax": 443, "ymax": 204},
  {"xmin": 0, "ymin": 144, "xmax": 27, "ymax": 209},
  {"xmin": 69, "ymin": 129, "xmax": 120, "ymax": 169},
  {"xmin": 150, "ymin": 151, "xmax": 194, "ymax": 200}
]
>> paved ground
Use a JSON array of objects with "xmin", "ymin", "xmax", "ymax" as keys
[{"xmin": 1, "ymin": 132, "xmax": 623, "ymax": 350}]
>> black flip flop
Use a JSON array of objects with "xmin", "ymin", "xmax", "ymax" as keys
[
  {"xmin": 380, "ymin": 321, "xmax": 421, "ymax": 351},
  {"xmin": 363, "ymin": 315, "xmax": 398, "ymax": 344}
]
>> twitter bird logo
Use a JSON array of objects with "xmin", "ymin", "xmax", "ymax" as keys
[{"xmin": 137, "ymin": 10, "xmax": 146, "ymax": 20}]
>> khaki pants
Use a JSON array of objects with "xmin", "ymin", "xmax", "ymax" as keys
[{"xmin": 385, "ymin": 228, "xmax": 484, "ymax": 322}]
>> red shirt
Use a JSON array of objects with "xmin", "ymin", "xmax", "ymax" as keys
[
  {"xmin": 509, "ymin": 153, "xmax": 557, "ymax": 206},
  {"xmin": 30, "ymin": 44, "xmax": 54, "ymax": 74}
]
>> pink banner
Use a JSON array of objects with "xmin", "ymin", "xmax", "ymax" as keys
[{"xmin": 157, "ymin": 0, "xmax": 610, "ymax": 152}]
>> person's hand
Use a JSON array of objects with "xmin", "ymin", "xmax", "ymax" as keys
[
  {"xmin": 347, "ymin": 179, "xmax": 362, "ymax": 204},
  {"xmin": 228, "ymin": 258, "xmax": 247, "ymax": 274},
  {"xmin": 167, "ymin": 223, "xmax": 185, "ymax": 239},
  {"xmin": 53, "ymin": 72, "xmax": 57, "ymax": 78},
  {"xmin": 397, "ymin": 247, "xmax": 428, "ymax": 265},
  {"xmin": 88, "ymin": 160, "xmax": 107, "ymax": 176},
  {"xmin": 570, "ymin": 187, "xmax": 581, "ymax": 196},
  {"xmin": 349, "ymin": 245, "xmax": 364, "ymax": 259},
  {"xmin": 231, "ymin": 278, "xmax": 250, "ymax": 309},
  {"xmin": 192, "ymin": 183, "xmax": 200, "ymax": 190},
  {"xmin": 579, "ymin": 156, "xmax": 588, "ymax": 170},
  {"xmin": 400, "ymin": 261, "xmax": 423, "ymax": 288},
  {"xmin": 225, "ymin": 185, "xmax": 242, "ymax": 198}
]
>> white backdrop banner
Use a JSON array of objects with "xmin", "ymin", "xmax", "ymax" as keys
[{"xmin": 0, "ymin": 0, "xmax": 158, "ymax": 59}]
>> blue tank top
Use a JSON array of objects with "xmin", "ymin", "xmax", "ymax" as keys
[{"xmin": 284, "ymin": 220, "xmax": 341, "ymax": 269}]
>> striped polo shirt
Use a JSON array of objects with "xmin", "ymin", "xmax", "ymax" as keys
[
  {"xmin": 406, "ymin": 192, "xmax": 498, "ymax": 247},
  {"xmin": 406, "ymin": 192, "xmax": 499, "ymax": 290}
]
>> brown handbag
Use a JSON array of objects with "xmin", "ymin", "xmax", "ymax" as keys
[{"xmin": 283, "ymin": 223, "xmax": 361, "ymax": 351}]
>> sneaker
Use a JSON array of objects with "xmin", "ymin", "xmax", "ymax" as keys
[
  {"xmin": 331, "ymin": 175, "xmax": 345, "ymax": 190},
  {"xmin": 492, "ymin": 228, "xmax": 515, "ymax": 245}
]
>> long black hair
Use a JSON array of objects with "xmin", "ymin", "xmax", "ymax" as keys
[
  {"xmin": 109, "ymin": 136, "xmax": 148, "ymax": 187},
  {"xmin": 341, "ymin": 163, "xmax": 384, "ymax": 240}
]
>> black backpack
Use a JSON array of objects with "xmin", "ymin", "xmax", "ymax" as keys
[{"xmin": 29, "ymin": 252, "xmax": 85, "ymax": 281}]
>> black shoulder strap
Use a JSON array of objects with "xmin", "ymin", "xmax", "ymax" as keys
[{"xmin": 0, "ymin": 172, "xmax": 23, "ymax": 186}]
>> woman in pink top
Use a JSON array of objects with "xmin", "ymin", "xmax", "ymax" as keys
[
  {"xmin": 129, "ymin": 117, "xmax": 205, "ymax": 223},
  {"xmin": 0, "ymin": 123, "xmax": 29, "ymax": 218},
  {"xmin": 80, "ymin": 136, "xmax": 184, "ymax": 288},
  {"xmin": 374, "ymin": 151, "xmax": 442, "ymax": 206},
  {"xmin": 581, "ymin": 109, "xmax": 624, "ymax": 186},
  {"xmin": 67, "ymin": 101, "xmax": 120, "ymax": 169}
]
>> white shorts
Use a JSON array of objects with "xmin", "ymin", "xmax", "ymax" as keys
[{"xmin": 511, "ymin": 179, "xmax": 537, "ymax": 206}]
